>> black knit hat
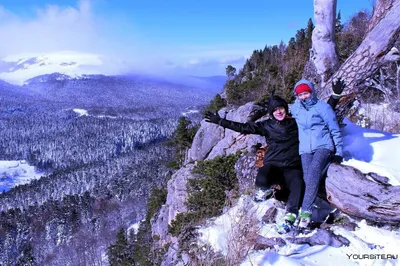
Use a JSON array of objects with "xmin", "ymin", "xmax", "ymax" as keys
[{"xmin": 267, "ymin": 96, "xmax": 289, "ymax": 116}]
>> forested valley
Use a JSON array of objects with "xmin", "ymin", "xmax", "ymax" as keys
[{"xmin": 0, "ymin": 75, "xmax": 207, "ymax": 265}]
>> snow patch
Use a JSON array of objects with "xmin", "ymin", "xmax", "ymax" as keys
[
  {"xmin": 182, "ymin": 109, "xmax": 200, "ymax": 116},
  {"xmin": 128, "ymin": 220, "xmax": 143, "ymax": 235},
  {"xmin": 73, "ymin": 108, "xmax": 89, "ymax": 116},
  {"xmin": 0, "ymin": 160, "xmax": 44, "ymax": 192}
]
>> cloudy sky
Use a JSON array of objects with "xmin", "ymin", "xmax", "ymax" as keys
[{"xmin": 0, "ymin": 0, "xmax": 373, "ymax": 77}]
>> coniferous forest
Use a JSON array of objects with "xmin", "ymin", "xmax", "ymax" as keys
[{"xmin": 0, "ymin": 75, "xmax": 207, "ymax": 265}]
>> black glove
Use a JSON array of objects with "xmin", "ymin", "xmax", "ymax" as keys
[
  {"xmin": 204, "ymin": 111, "xmax": 222, "ymax": 124},
  {"xmin": 332, "ymin": 78, "xmax": 346, "ymax": 95},
  {"xmin": 251, "ymin": 142, "xmax": 263, "ymax": 153},
  {"xmin": 254, "ymin": 143, "xmax": 262, "ymax": 150},
  {"xmin": 332, "ymin": 155, "xmax": 343, "ymax": 164}
]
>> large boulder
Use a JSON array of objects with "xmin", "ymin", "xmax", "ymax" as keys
[
  {"xmin": 207, "ymin": 103, "xmax": 264, "ymax": 160},
  {"xmin": 235, "ymin": 150, "xmax": 259, "ymax": 194},
  {"xmin": 186, "ymin": 119, "xmax": 225, "ymax": 162},
  {"xmin": 157, "ymin": 103, "xmax": 269, "ymax": 265},
  {"xmin": 187, "ymin": 102, "xmax": 265, "ymax": 163}
]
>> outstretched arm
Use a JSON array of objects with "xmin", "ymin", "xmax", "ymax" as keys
[{"xmin": 204, "ymin": 111, "xmax": 267, "ymax": 136}]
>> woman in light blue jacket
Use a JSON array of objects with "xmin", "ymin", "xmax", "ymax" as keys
[{"xmin": 291, "ymin": 79, "xmax": 343, "ymax": 228}]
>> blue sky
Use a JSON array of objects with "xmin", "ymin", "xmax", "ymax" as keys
[{"xmin": 0, "ymin": 0, "xmax": 373, "ymax": 77}]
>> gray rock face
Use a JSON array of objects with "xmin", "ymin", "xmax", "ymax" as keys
[
  {"xmin": 235, "ymin": 151, "xmax": 260, "ymax": 194},
  {"xmin": 187, "ymin": 102, "xmax": 265, "ymax": 163},
  {"xmin": 186, "ymin": 119, "xmax": 225, "ymax": 162},
  {"xmin": 161, "ymin": 242, "xmax": 184, "ymax": 266},
  {"xmin": 152, "ymin": 164, "xmax": 196, "ymax": 246},
  {"xmin": 207, "ymin": 103, "xmax": 264, "ymax": 160}
]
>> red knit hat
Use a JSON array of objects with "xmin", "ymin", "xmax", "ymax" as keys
[{"xmin": 295, "ymin": 84, "xmax": 312, "ymax": 95}]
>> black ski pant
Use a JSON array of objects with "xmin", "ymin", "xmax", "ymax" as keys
[{"xmin": 255, "ymin": 163, "xmax": 304, "ymax": 214}]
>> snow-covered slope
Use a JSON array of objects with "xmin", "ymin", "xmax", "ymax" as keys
[{"xmin": 0, "ymin": 51, "xmax": 114, "ymax": 85}]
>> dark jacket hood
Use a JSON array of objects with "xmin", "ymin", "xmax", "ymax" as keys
[{"xmin": 267, "ymin": 96, "xmax": 289, "ymax": 116}]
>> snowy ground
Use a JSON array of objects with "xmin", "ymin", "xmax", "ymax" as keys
[
  {"xmin": 342, "ymin": 118, "xmax": 400, "ymax": 186},
  {"xmin": 199, "ymin": 196, "xmax": 400, "ymax": 266},
  {"xmin": 198, "ymin": 119, "xmax": 400, "ymax": 266},
  {"xmin": 0, "ymin": 160, "xmax": 44, "ymax": 193}
]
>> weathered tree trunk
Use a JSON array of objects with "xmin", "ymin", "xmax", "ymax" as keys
[
  {"xmin": 311, "ymin": 0, "xmax": 340, "ymax": 88},
  {"xmin": 317, "ymin": 0, "xmax": 400, "ymax": 119},
  {"xmin": 326, "ymin": 164, "xmax": 400, "ymax": 224},
  {"xmin": 368, "ymin": 0, "xmax": 395, "ymax": 32},
  {"xmin": 397, "ymin": 61, "xmax": 400, "ymax": 98}
]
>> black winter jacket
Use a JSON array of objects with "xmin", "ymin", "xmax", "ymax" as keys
[{"xmin": 219, "ymin": 117, "xmax": 301, "ymax": 167}]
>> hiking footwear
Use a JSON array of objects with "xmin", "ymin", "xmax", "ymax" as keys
[
  {"xmin": 298, "ymin": 211, "xmax": 312, "ymax": 228},
  {"xmin": 276, "ymin": 212, "xmax": 297, "ymax": 234},
  {"xmin": 284, "ymin": 212, "xmax": 297, "ymax": 224},
  {"xmin": 253, "ymin": 188, "xmax": 273, "ymax": 202}
]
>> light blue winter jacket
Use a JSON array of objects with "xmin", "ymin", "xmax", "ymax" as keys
[{"xmin": 291, "ymin": 79, "xmax": 343, "ymax": 156}]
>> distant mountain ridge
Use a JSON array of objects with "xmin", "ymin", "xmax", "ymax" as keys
[
  {"xmin": 0, "ymin": 51, "xmax": 227, "ymax": 93},
  {"xmin": 1, "ymin": 73, "xmax": 221, "ymax": 120},
  {"xmin": 0, "ymin": 51, "xmax": 225, "ymax": 119},
  {"xmin": 0, "ymin": 51, "xmax": 114, "ymax": 85}
]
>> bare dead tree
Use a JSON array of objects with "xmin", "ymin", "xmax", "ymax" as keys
[
  {"xmin": 326, "ymin": 164, "xmax": 400, "ymax": 224},
  {"xmin": 368, "ymin": 0, "xmax": 394, "ymax": 32},
  {"xmin": 316, "ymin": 0, "xmax": 400, "ymax": 120},
  {"xmin": 310, "ymin": 0, "xmax": 340, "ymax": 88}
]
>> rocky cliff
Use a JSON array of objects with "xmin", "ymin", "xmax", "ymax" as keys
[{"xmin": 151, "ymin": 102, "xmax": 264, "ymax": 265}]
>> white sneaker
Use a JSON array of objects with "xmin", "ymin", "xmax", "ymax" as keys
[
  {"xmin": 254, "ymin": 188, "xmax": 273, "ymax": 202},
  {"xmin": 298, "ymin": 211, "xmax": 312, "ymax": 228},
  {"xmin": 276, "ymin": 213, "xmax": 297, "ymax": 234}
]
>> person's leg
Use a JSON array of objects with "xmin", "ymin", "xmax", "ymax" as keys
[
  {"xmin": 255, "ymin": 163, "xmax": 274, "ymax": 189},
  {"xmin": 301, "ymin": 148, "xmax": 332, "ymax": 212},
  {"xmin": 275, "ymin": 167, "xmax": 304, "ymax": 234},
  {"xmin": 317, "ymin": 172, "xmax": 328, "ymax": 200},
  {"xmin": 254, "ymin": 164, "xmax": 277, "ymax": 201},
  {"xmin": 282, "ymin": 167, "xmax": 304, "ymax": 215},
  {"xmin": 298, "ymin": 151, "xmax": 313, "ymax": 217},
  {"xmin": 299, "ymin": 149, "xmax": 332, "ymax": 228},
  {"xmin": 317, "ymin": 160, "xmax": 332, "ymax": 199}
]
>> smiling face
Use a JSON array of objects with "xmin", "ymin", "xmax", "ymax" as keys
[
  {"xmin": 272, "ymin": 106, "xmax": 287, "ymax": 121},
  {"xmin": 297, "ymin": 91, "xmax": 312, "ymax": 101}
]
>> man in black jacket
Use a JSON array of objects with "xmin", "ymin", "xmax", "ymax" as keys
[{"xmin": 205, "ymin": 96, "xmax": 303, "ymax": 233}]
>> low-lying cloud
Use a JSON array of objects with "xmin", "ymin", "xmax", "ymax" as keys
[{"xmin": 0, "ymin": 0, "xmax": 252, "ymax": 77}]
